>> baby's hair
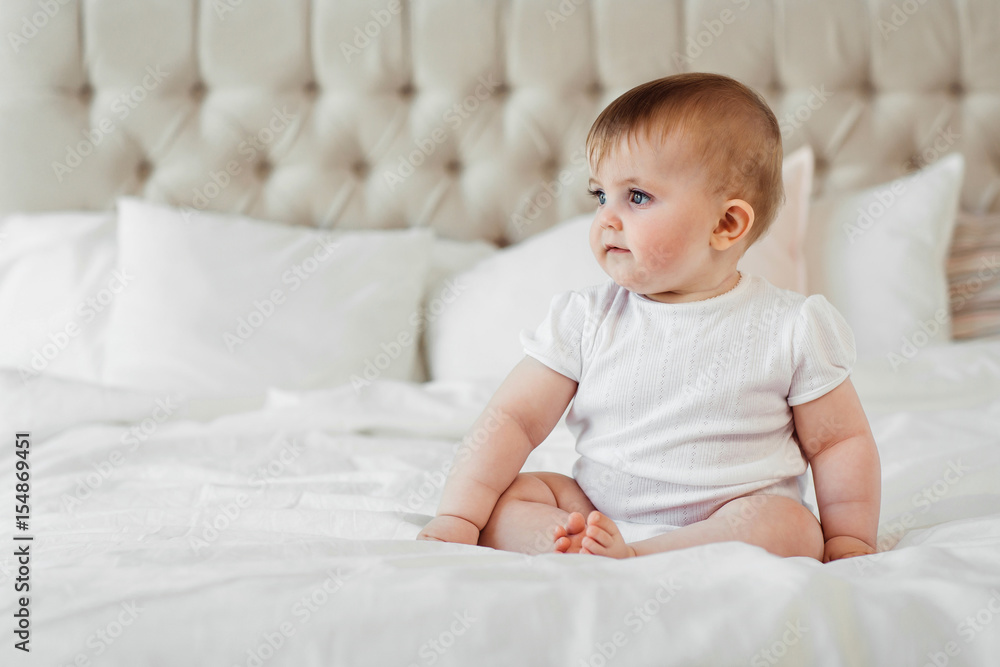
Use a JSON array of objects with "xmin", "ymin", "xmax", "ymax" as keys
[{"xmin": 586, "ymin": 72, "xmax": 784, "ymax": 250}]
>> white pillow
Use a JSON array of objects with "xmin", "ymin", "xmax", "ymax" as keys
[
  {"xmin": 806, "ymin": 153, "xmax": 964, "ymax": 363},
  {"xmin": 412, "ymin": 237, "xmax": 497, "ymax": 382},
  {"xmin": 426, "ymin": 212, "xmax": 606, "ymax": 388},
  {"xmin": 104, "ymin": 198, "xmax": 432, "ymax": 399},
  {"xmin": 0, "ymin": 212, "xmax": 116, "ymax": 383},
  {"xmin": 427, "ymin": 146, "xmax": 816, "ymax": 386},
  {"xmin": 738, "ymin": 144, "xmax": 813, "ymax": 293}
]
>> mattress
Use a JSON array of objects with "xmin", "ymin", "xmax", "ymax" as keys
[{"xmin": 2, "ymin": 338, "xmax": 999, "ymax": 666}]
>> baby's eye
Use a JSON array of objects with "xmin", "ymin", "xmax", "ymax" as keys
[
  {"xmin": 588, "ymin": 189, "xmax": 606, "ymax": 206},
  {"xmin": 630, "ymin": 190, "xmax": 650, "ymax": 205}
]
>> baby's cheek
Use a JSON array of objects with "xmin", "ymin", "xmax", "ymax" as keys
[
  {"xmin": 643, "ymin": 241, "xmax": 680, "ymax": 272},
  {"xmin": 588, "ymin": 232, "xmax": 604, "ymax": 261}
]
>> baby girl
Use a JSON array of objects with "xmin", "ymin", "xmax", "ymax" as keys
[{"xmin": 417, "ymin": 73, "xmax": 880, "ymax": 562}]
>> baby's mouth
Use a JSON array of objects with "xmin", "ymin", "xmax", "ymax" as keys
[{"xmin": 605, "ymin": 244, "xmax": 630, "ymax": 254}]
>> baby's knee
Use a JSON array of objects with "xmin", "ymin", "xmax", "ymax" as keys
[
  {"xmin": 715, "ymin": 495, "xmax": 823, "ymax": 560},
  {"xmin": 765, "ymin": 497, "xmax": 824, "ymax": 560},
  {"xmin": 497, "ymin": 473, "xmax": 558, "ymax": 506}
]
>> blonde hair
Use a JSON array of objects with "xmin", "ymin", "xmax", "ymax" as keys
[{"xmin": 586, "ymin": 73, "xmax": 784, "ymax": 249}]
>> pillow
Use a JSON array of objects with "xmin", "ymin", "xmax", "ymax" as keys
[
  {"xmin": 0, "ymin": 212, "xmax": 117, "ymax": 383},
  {"xmin": 947, "ymin": 212, "xmax": 1000, "ymax": 340},
  {"xmin": 806, "ymin": 153, "xmax": 964, "ymax": 364},
  {"xmin": 411, "ymin": 236, "xmax": 497, "ymax": 382},
  {"xmin": 737, "ymin": 144, "xmax": 813, "ymax": 293},
  {"xmin": 426, "ymin": 146, "xmax": 815, "ymax": 386},
  {"xmin": 104, "ymin": 198, "xmax": 432, "ymax": 399},
  {"xmin": 426, "ymin": 211, "xmax": 605, "ymax": 387}
]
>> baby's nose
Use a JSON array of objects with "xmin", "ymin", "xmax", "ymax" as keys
[{"xmin": 600, "ymin": 212, "xmax": 623, "ymax": 230}]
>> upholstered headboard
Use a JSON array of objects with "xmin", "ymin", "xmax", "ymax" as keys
[{"xmin": 1, "ymin": 0, "xmax": 997, "ymax": 245}]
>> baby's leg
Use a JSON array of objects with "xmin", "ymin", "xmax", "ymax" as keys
[
  {"xmin": 478, "ymin": 472, "xmax": 597, "ymax": 555},
  {"xmin": 628, "ymin": 495, "xmax": 824, "ymax": 560}
]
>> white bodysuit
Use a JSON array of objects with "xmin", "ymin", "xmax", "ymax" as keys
[{"xmin": 520, "ymin": 271, "xmax": 856, "ymax": 543}]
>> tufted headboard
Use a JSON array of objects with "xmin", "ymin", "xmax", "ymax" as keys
[{"xmin": 1, "ymin": 0, "xmax": 998, "ymax": 246}]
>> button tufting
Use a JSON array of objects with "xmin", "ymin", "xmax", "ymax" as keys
[
  {"xmin": 587, "ymin": 81, "xmax": 603, "ymax": 96},
  {"xmin": 305, "ymin": 80, "xmax": 319, "ymax": 96},
  {"xmin": 136, "ymin": 160, "xmax": 152, "ymax": 181},
  {"xmin": 190, "ymin": 81, "xmax": 206, "ymax": 101},
  {"xmin": 351, "ymin": 161, "xmax": 368, "ymax": 178},
  {"xmin": 398, "ymin": 82, "xmax": 416, "ymax": 98},
  {"xmin": 949, "ymin": 81, "xmax": 963, "ymax": 96},
  {"xmin": 78, "ymin": 83, "xmax": 93, "ymax": 103},
  {"xmin": 254, "ymin": 160, "xmax": 273, "ymax": 179},
  {"xmin": 445, "ymin": 159, "xmax": 462, "ymax": 175}
]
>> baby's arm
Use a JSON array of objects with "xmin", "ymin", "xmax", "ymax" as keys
[
  {"xmin": 416, "ymin": 356, "xmax": 577, "ymax": 545},
  {"xmin": 792, "ymin": 377, "xmax": 881, "ymax": 562}
]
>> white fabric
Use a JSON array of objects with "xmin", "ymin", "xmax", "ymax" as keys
[
  {"xmin": 807, "ymin": 154, "xmax": 964, "ymax": 362},
  {"xmin": 428, "ymin": 146, "xmax": 818, "ymax": 386},
  {"xmin": 414, "ymin": 236, "xmax": 498, "ymax": 381},
  {"xmin": 2, "ymin": 338, "xmax": 1000, "ymax": 667},
  {"xmin": 103, "ymin": 198, "xmax": 432, "ymax": 399},
  {"xmin": 0, "ymin": 210, "xmax": 495, "ymax": 389},
  {"xmin": 611, "ymin": 477, "xmax": 803, "ymax": 544},
  {"xmin": 519, "ymin": 272, "xmax": 856, "ymax": 533},
  {"xmin": 0, "ymin": 212, "xmax": 116, "ymax": 383},
  {"xmin": 426, "ymin": 211, "xmax": 607, "ymax": 388}
]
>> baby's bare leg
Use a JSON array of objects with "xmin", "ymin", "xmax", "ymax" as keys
[
  {"xmin": 478, "ymin": 472, "xmax": 596, "ymax": 555},
  {"xmin": 629, "ymin": 495, "xmax": 825, "ymax": 560}
]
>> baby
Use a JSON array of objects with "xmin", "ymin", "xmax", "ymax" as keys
[{"xmin": 417, "ymin": 73, "xmax": 880, "ymax": 562}]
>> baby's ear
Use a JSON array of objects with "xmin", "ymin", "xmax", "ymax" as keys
[{"xmin": 710, "ymin": 199, "xmax": 754, "ymax": 250}]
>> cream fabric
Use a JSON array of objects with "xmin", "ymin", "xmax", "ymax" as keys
[
  {"xmin": 948, "ymin": 211, "xmax": 1000, "ymax": 340},
  {"xmin": 0, "ymin": 0, "xmax": 997, "ymax": 244}
]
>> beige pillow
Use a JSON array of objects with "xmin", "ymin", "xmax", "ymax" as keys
[
  {"xmin": 737, "ymin": 144, "xmax": 813, "ymax": 293},
  {"xmin": 948, "ymin": 212, "xmax": 1000, "ymax": 340}
]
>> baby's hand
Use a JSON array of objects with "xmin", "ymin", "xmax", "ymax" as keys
[
  {"xmin": 822, "ymin": 535, "xmax": 876, "ymax": 563},
  {"xmin": 417, "ymin": 515, "xmax": 480, "ymax": 545}
]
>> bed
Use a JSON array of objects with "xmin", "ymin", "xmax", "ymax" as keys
[{"xmin": 2, "ymin": 1, "xmax": 1000, "ymax": 665}]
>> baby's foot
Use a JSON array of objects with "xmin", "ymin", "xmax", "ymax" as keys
[
  {"xmin": 580, "ymin": 511, "xmax": 636, "ymax": 559},
  {"xmin": 552, "ymin": 512, "xmax": 588, "ymax": 553}
]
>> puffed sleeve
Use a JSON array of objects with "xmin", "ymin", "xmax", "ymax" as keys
[
  {"xmin": 787, "ymin": 294, "xmax": 857, "ymax": 406},
  {"xmin": 519, "ymin": 290, "xmax": 589, "ymax": 382}
]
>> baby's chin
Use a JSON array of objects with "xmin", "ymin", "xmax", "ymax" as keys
[{"xmin": 600, "ymin": 266, "xmax": 657, "ymax": 294}]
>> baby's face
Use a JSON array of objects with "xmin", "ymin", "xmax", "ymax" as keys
[{"xmin": 588, "ymin": 131, "xmax": 730, "ymax": 301}]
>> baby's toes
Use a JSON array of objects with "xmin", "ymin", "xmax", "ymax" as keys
[
  {"xmin": 580, "ymin": 534, "xmax": 613, "ymax": 556},
  {"xmin": 564, "ymin": 512, "xmax": 587, "ymax": 536},
  {"xmin": 584, "ymin": 524, "xmax": 614, "ymax": 549},
  {"xmin": 587, "ymin": 511, "xmax": 622, "ymax": 539}
]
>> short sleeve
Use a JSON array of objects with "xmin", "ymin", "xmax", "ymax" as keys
[
  {"xmin": 787, "ymin": 295, "xmax": 857, "ymax": 406},
  {"xmin": 519, "ymin": 290, "xmax": 589, "ymax": 382}
]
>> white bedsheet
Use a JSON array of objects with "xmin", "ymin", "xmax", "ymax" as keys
[{"xmin": 2, "ymin": 340, "xmax": 1000, "ymax": 666}]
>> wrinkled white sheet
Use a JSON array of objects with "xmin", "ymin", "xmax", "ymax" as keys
[{"xmin": 1, "ymin": 339, "xmax": 1000, "ymax": 666}]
